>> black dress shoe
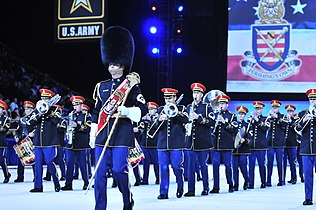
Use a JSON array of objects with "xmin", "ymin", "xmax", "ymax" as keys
[
  {"xmin": 60, "ymin": 177, "xmax": 66, "ymax": 181},
  {"xmin": 55, "ymin": 184, "xmax": 61, "ymax": 192},
  {"xmin": 248, "ymin": 186, "xmax": 254, "ymax": 189},
  {"xmin": 43, "ymin": 177, "xmax": 51, "ymax": 181},
  {"xmin": 14, "ymin": 178, "xmax": 24, "ymax": 183},
  {"xmin": 197, "ymin": 175, "xmax": 202, "ymax": 181},
  {"xmin": 112, "ymin": 179, "xmax": 118, "ymax": 188},
  {"xmin": 30, "ymin": 188, "xmax": 43, "ymax": 193},
  {"xmin": 3, "ymin": 173, "xmax": 11, "ymax": 183},
  {"xmin": 73, "ymin": 175, "xmax": 79, "ymax": 180},
  {"xmin": 266, "ymin": 183, "xmax": 272, "ymax": 187},
  {"xmin": 209, "ymin": 188, "xmax": 219, "ymax": 193},
  {"xmin": 123, "ymin": 199, "xmax": 134, "ymax": 210},
  {"xmin": 301, "ymin": 178, "xmax": 305, "ymax": 183},
  {"xmin": 157, "ymin": 194, "xmax": 169, "ymax": 199},
  {"xmin": 61, "ymin": 185, "xmax": 73, "ymax": 191},
  {"xmin": 233, "ymin": 185, "xmax": 238, "ymax": 191},
  {"xmin": 303, "ymin": 199, "xmax": 313, "ymax": 205},
  {"xmin": 201, "ymin": 189, "xmax": 209, "ymax": 196},
  {"xmin": 140, "ymin": 181, "xmax": 148, "ymax": 185},
  {"xmin": 155, "ymin": 179, "xmax": 159, "ymax": 185},
  {"xmin": 228, "ymin": 185, "xmax": 234, "ymax": 193},
  {"xmin": 292, "ymin": 180, "xmax": 297, "ymax": 185},
  {"xmin": 243, "ymin": 182, "xmax": 248, "ymax": 190},
  {"xmin": 176, "ymin": 188, "xmax": 183, "ymax": 198},
  {"xmin": 287, "ymin": 180, "xmax": 293, "ymax": 184},
  {"xmin": 184, "ymin": 191, "xmax": 195, "ymax": 197},
  {"xmin": 184, "ymin": 177, "xmax": 188, "ymax": 181},
  {"xmin": 83, "ymin": 185, "xmax": 88, "ymax": 190},
  {"xmin": 134, "ymin": 181, "xmax": 141, "ymax": 186},
  {"xmin": 260, "ymin": 183, "xmax": 266, "ymax": 188},
  {"xmin": 277, "ymin": 182, "xmax": 283, "ymax": 186}
]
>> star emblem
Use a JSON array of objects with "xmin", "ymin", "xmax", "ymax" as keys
[
  {"xmin": 70, "ymin": 0, "xmax": 93, "ymax": 14},
  {"xmin": 253, "ymin": 6, "xmax": 259, "ymax": 16},
  {"xmin": 291, "ymin": 0, "xmax": 307, "ymax": 15}
]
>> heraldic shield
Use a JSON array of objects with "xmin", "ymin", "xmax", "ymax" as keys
[{"xmin": 252, "ymin": 24, "xmax": 290, "ymax": 71}]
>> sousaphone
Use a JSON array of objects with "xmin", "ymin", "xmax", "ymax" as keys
[{"xmin": 203, "ymin": 89, "xmax": 226, "ymax": 112}]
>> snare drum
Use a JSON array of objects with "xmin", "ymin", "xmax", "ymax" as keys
[
  {"xmin": 128, "ymin": 139, "xmax": 145, "ymax": 168},
  {"xmin": 13, "ymin": 136, "xmax": 35, "ymax": 166}
]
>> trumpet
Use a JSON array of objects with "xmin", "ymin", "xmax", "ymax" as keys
[
  {"xmin": 247, "ymin": 111, "xmax": 257, "ymax": 122},
  {"xmin": 294, "ymin": 103, "xmax": 316, "ymax": 135}
]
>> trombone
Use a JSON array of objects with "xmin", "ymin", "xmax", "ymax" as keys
[{"xmin": 147, "ymin": 94, "xmax": 183, "ymax": 138}]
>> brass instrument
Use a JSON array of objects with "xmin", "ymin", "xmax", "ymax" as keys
[
  {"xmin": 203, "ymin": 89, "xmax": 225, "ymax": 111},
  {"xmin": 294, "ymin": 102, "xmax": 316, "ymax": 135},
  {"xmin": 203, "ymin": 89, "xmax": 226, "ymax": 135},
  {"xmin": 36, "ymin": 94, "xmax": 61, "ymax": 115},
  {"xmin": 248, "ymin": 111, "xmax": 255, "ymax": 122},
  {"xmin": 234, "ymin": 126, "xmax": 246, "ymax": 149},
  {"xmin": 185, "ymin": 100, "xmax": 195, "ymax": 137},
  {"xmin": 23, "ymin": 94, "xmax": 61, "ymax": 123},
  {"xmin": 66, "ymin": 111, "xmax": 76, "ymax": 145},
  {"xmin": 147, "ymin": 94, "xmax": 183, "ymax": 138}
]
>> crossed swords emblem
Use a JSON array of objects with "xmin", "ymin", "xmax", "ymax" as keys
[{"xmin": 255, "ymin": 27, "xmax": 288, "ymax": 62}]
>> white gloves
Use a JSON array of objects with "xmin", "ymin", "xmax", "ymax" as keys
[
  {"xmin": 117, "ymin": 106, "xmax": 141, "ymax": 122},
  {"xmin": 118, "ymin": 106, "xmax": 129, "ymax": 116},
  {"xmin": 89, "ymin": 123, "xmax": 98, "ymax": 149}
]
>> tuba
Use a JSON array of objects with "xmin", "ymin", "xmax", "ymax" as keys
[
  {"xmin": 203, "ymin": 89, "xmax": 225, "ymax": 112},
  {"xmin": 203, "ymin": 89, "xmax": 226, "ymax": 135}
]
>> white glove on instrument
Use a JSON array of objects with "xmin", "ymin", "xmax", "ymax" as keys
[
  {"xmin": 117, "ymin": 106, "xmax": 141, "ymax": 122},
  {"xmin": 89, "ymin": 123, "xmax": 98, "ymax": 149}
]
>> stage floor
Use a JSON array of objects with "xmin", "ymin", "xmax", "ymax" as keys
[{"xmin": 0, "ymin": 164, "xmax": 313, "ymax": 210}]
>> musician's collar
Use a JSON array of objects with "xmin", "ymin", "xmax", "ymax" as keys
[{"xmin": 112, "ymin": 75, "xmax": 124, "ymax": 83}]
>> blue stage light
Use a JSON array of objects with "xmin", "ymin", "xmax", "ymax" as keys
[
  {"xmin": 152, "ymin": 47, "xmax": 160, "ymax": 54},
  {"xmin": 149, "ymin": 26, "xmax": 157, "ymax": 34},
  {"xmin": 176, "ymin": 47, "xmax": 183, "ymax": 54},
  {"xmin": 143, "ymin": 18, "xmax": 163, "ymax": 37},
  {"xmin": 178, "ymin": 5, "xmax": 184, "ymax": 12}
]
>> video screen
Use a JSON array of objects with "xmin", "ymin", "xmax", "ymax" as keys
[{"xmin": 227, "ymin": 0, "xmax": 316, "ymax": 93}]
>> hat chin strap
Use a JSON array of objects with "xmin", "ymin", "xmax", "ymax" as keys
[{"xmin": 109, "ymin": 65, "xmax": 124, "ymax": 77}]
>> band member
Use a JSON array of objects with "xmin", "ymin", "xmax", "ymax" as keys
[
  {"xmin": 266, "ymin": 100, "xmax": 287, "ymax": 187},
  {"xmin": 13, "ymin": 101, "xmax": 36, "ymax": 182},
  {"xmin": 183, "ymin": 83, "xmax": 213, "ymax": 197},
  {"xmin": 152, "ymin": 88, "xmax": 187, "ymax": 199},
  {"xmin": 138, "ymin": 102, "xmax": 160, "ymax": 185},
  {"xmin": 232, "ymin": 106, "xmax": 251, "ymax": 191},
  {"xmin": 43, "ymin": 104, "xmax": 67, "ymax": 181},
  {"xmin": 295, "ymin": 88, "xmax": 316, "ymax": 206},
  {"xmin": 81, "ymin": 103, "xmax": 93, "ymax": 178},
  {"xmin": 283, "ymin": 105, "xmax": 299, "ymax": 185},
  {"xmin": 209, "ymin": 94, "xmax": 238, "ymax": 193},
  {"xmin": 61, "ymin": 96, "xmax": 91, "ymax": 191},
  {"xmin": 89, "ymin": 26, "xmax": 147, "ymax": 210},
  {"xmin": 248, "ymin": 101, "xmax": 269, "ymax": 189},
  {"xmin": 0, "ymin": 100, "xmax": 11, "ymax": 183},
  {"xmin": 27, "ymin": 88, "xmax": 61, "ymax": 192}
]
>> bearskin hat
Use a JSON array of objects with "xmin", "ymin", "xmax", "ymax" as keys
[{"xmin": 100, "ymin": 25, "xmax": 135, "ymax": 74}]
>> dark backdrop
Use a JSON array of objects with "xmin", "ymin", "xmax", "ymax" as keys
[{"xmin": 0, "ymin": 0, "xmax": 305, "ymax": 106}]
